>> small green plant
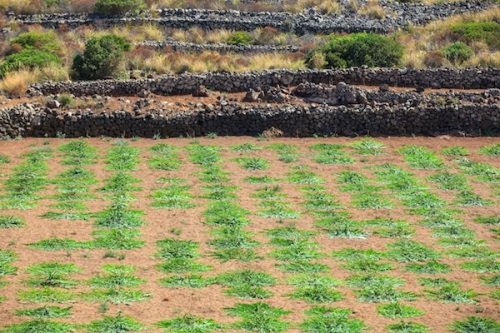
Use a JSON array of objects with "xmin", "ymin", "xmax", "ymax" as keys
[
  {"xmin": 479, "ymin": 143, "xmax": 500, "ymax": 156},
  {"xmin": 276, "ymin": 261, "xmax": 329, "ymax": 273},
  {"xmin": 225, "ymin": 302, "xmax": 292, "ymax": 333},
  {"xmin": 454, "ymin": 191, "xmax": 493, "ymax": 206},
  {"xmin": 425, "ymin": 285, "xmax": 478, "ymax": 303},
  {"xmin": 94, "ymin": 0, "xmax": 145, "ymax": 15},
  {"xmin": 92, "ymin": 229, "xmax": 145, "ymax": 250},
  {"xmin": 441, "ymin": 146, "xmax": 469, "ymax": 156},
  {"xmin": 0, "ymin": 154, "xmax": 10, "ymax": 164},
  {"xmin": 405, "ymin": 261, "xmax": 451, "ymax": 274},
  {"xmin": 15, "ymin": 306, "xmax": 72, "ymax": 319},
  {"xmin": 86, "ymin": 312, "xmax": 145, "ymax": 332},
  {"xmin": 287, "ymin": 274, "xmax": 343, "ymax": 303},
  {"xmin": 428, "ymin": 171, "xmax": 470, "ymax": 191},
  {"xmin": 449, "ymin": 316, "xmax": 500, "ymax": 333},
  {"xmin": 160, "ymin": 275, "xmax": 212, "ymax": 288},
  {"xmin": 299, "ymin": 306, "xmax": 366, "ymax": 333},
  {"xmin": 342, "ymin": 259, "xmax": 393, "ymax": 273},
  {"xmin": 474, "ymin": 215, "xmax": 500, "ymax": 226},
  {"xmin": 0, "ymin": 320, "xmax": 74, "ymax": 333},
  {"xmin": 88, "ymin": 264, "xmax": 145, "ymax": 288},
  {"xmin": 243, "ymin": 175, "xmax": 278, "ymax": 183},
  {"xmin": 206, "ymin": 132, "xmax": 217, "ymax": 139},
  {"xmin": 351, "ymin": 137, "xmax": 385, "ymax": 155},
  {"xmin": 233, "ymin": 157, "xmax": 269, "ymax": 170},
  {"xmin": 231, "ymin": 143, "xmax": 262, "ymax": 152},
  {"xmin": 377, "ymin": 303, "xmax": 425, "ymax": 319},
  {"xmin": 17, "ymin": 288, "xmax": 74, "ymax": 303},
  {"xmin": 24, "ymin": 262, "xmax": 81, "ymax": 288},
  {"xmin": 81, "ymin": 288, "xmax": 152, "ymax": 304},
  {"xmin": 386, "ymin": 240, "xmax": 440, "ymax": 262},
  {"xmin": 0, "ymin": 215, "xmax": 25, "ymax": 228},
  {"xmin": 398, "ymin": 145, "xmax": 444, "ymax": 170},
  {"xmin": 214, "ymin": 269, "xmax": 277, "ymax": 299},
  {"xmin": 157, "ymin": 258, "xmax": 212, "ymax": 274},
  {"xmin": 386, "ymin": 321, "xmax": 429, "ymax": 333},
  {"xmin": 480, "ymin": 275, "xmax": 500, "ymax": 286},
  {"xmin": 418, "ymin": 278, "xmax": 457, "ymax": 288},
  {"xmin": 460, "ymin": 260, "xmax": 500, "ymax": 273},
  {"xmin": 157, "ymin": 315, "xmax": 223, "ymax": 333},
  {"xmin": 156, "ymin": 239, "xmax": 200, "ymax": 260}
]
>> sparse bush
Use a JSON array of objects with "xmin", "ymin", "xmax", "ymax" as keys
[
  {"xmin": 226, "ymin": 31, "xmax": 255, "ymax": 45},
  {"xmin": 0, "ymin": 49, "xmax": 61, "ymax": 77},
  {"xmin": 443, "ymin": 42, "xmax": 474, "ymax": 65},
  {"xmin": 94, "ymin": 0, "xmax": 145, "ymax": 15},
  {"xmin": 9, "ymin": 31, "xmax": 62, "ymax": 56},
  {"xmin": 306, "ymin": 33, "xmax": 403, "ymax": 69},
  {"xmin": 423, "ymin": 50, "xmax": 447, "ymax": 68},
  {"xmin": 71, "ymin": 34, "xmax": 131, "ymax": 80},
  {"xmin": 450, "ymin": 22, "xmax": 500, "ymax": 50}
]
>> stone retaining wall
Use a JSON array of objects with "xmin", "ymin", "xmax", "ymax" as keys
[
  {"xmin": 137, "ymin": 41, "xmax": 298, "ymax": 54},
  {"xmin": 11, "ymin": 1, "xmax": 494, "ymax": 34},
  {"xmin": 28, "ymin": 68, "xmax": 500, "ymax": 97},
  {"xmin": 1, "ymin": 100, "xmax": 498, "ymax": 139}
]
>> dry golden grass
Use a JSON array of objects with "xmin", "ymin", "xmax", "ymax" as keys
[
  {"xmin": 286, "ymin": 0, "xmax": 340, "ymax": 14},
  {"xmin": 359, "ymin": 0, "xmax": 385, "ymax": 19},
  {"xmin": 0, "ymin": 69, "xmax": 35, "ymax": 96}
]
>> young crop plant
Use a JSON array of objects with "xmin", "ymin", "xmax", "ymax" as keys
[
  {"xmin": 454, "ymin": 191, "xmax": 493, "ymax": 206},
  {"xmin": 386, "ymin": 240, "xmax": 440, "ymax": 262},
  {"xmin": 233, "ymin": 156, "xmax": 269, "ymax": 170},
  {"xmin": 449, "ymin": 316, "xmax": 500, "ymax": 333},
  {"xmin": 346, "ymin": 275, "xmax": 405, "ymax": 289},
  {"xmin": 100, "ymin": 171, "xmax": 142, "ymax": 193},
  {"xmin": 342, "ymin": 259, "xmax": 394, "ymax": 273},
  {"xmin": 312, "ymin": 148, "xmax": 354, "ymax": 165},
  {"xmin": 332, "ymin": 248, "xmax": 385, "ymax": 261},
  {"xmin": 252, "ymin": 185, "xmax": 286, "ymax": 200},
  {"xmin": 258, "ymin": 204, "xmax": 301, "ymax": 220},
  {"xmin": 15, "ymin": 306, "xmax": 72, "ymax": 319},
  {"xmin": 315, "ymin": 214, "xmax": 367, "ymax": 239},
  {"xmin": 81, "ymin": 288, "xmax": 152, "ymax": 304},
  {"xmin": 214, "ymin": 269, "xmax": 277, "ymax": 299},
  {"xmin": 385, "ymin": 321, "xmax": 429, "ymax": 333},
  {"xmin": 200, "ymin": 184, "xmax": 238, "ymax": 201},
  {"xmin": 88, "ymin": 265, "xmax": 145, "ymax": 289},
  {"xmin": 268, "ymin": 143, "xmax": 300, "ymax": 163},
  {"xmin": 287, "ymin": 166, "xmax": 325, "ymax": 184},
  {"xmin": 58, "ymin": 139, "xmax": 98, "ymax": 165},
  {"xmin": 243, "ymin": 175, "xmax": 279, "ymax": 183},
  {"xmin": 418, "ymin": 278, "xmax": 457, "ymax": 288},
  {"xmin": 225, "ymin": 302, "xmax": 291, "ymax": 333},
  {"xmin": 157, "ymin": 258, "xmax": 212, "ymax": 274},
  {"xmin": 160, "ymin": 275, "xmax": 212, "ymax": 288},
  {"xmin": 269, "ymin": 239, "xmax": 323, "ymax": 261},
  {"xmin": 432, "ymin": 225, "xmax": 476, "ymax": 239},
  {"xmin": 148, "ymin": 155, "xmax": 182, "ymax": 171},
  {"xmin": 425, "ymin": 284, "xmax": 478, "ymax": 303},
  {"xmin": 196, "ymin": 165, "xmax": 230, "ymax": 183},
  {"xmin": 300, "ymin": 306, "xmax": 366, "ymax": 333},
  {"xmin": 27, "ymin": 238, "xmax": 91, "ymax": 251},
  {"xmin": 441, "ymin": 146, "xmax": 470, "ymax": 157},
  {"xmin": 456, "ymin": 158, "xmax": 500, "ymax": 183},
  {"xmin": 480, "ymin": 274, "xmax": 500, "ymax": 286},
  {"xmin": 276, "ymin": 261, "xmax": 330, "ymax": 274},
  {"xmin": 474, "ymin": 215, "xmax": 500, "ymax": 226},
  {"xmin": 377, "ymin": 303, "xmax": 425, "ymax": 319},
  {"xmin": 0, "ymin": 154, "xmax": 9, "ymax": 164},
  {"xmin": 86, "ymin": 312, "xmax": 145, "ymax": 332},
  {"xmin": 351, "ymin": 137, "xmax": 386, "ymax": 155},
  {"xmin": 373, "ymin": 164, "xmax": 423, "ymax": 193},
  {"xmin": 94, "ymin": 201, "xmax": 145, "ymax": 229},
  {"xmin": 400, "ymin": 190, "xmax": 446, "ymax": 211},
  {"xmin": 91, "ymin": 229, "xmax": 145, "ymax": 250},
  {"xmin": 266, "ymin": 224, "xmax": 317, "ymax": 241},
  {"xmin": 17, "ymin": 288, "xmax": 74, "ymax": 303},
  {"xmin": 447, "ymin": 246, "xmax": 497, "ymax": 260},
  {"xmin": 0, "ymin": 215, "xmax": 25, "ymax": 228},
  {"xmin": 208, "ymin": 227, "xmax": 259, "ymax": 250},
  {"xmin": 0, "ymin": 249, "xmax": 17, "ymax": 277},
  {"xmin": 156, "ymin": 239, "xmax": 200, "ymax": 260},
  {"xmin": 203, "ymin": 201, "xmax": 250, "ymax": 227},
  {"xmin": 428, "ymin": 171, "xmax": 471, "ymax": 191},
  {"xmin": 157, "ymin": 315, "xmax": 223, "ymax": 333},
  {"xmin": 186, "ymin": 144, "xmax": 222, "ymax": 166},
  {"xmin": 105, "ymin": 143, "xmax": 140, "ymax": 171},
  {"xmin": 351, "ymin": 192, "xmax": 394, "ymax": 210},
  {"xmin": 372, "ymin": 221, "xmax": 415, "ymax": 239},
  {"xmin": 24, "ymin": 262, "xmax": 81, "ymax": 288},
  {"xmin": 287, "ymin": 274, "xmax": 343, "ymax": 303},
  {"xmin": 336, "ymin": 171, "xmax": 370, "ymax": 192},
  {"xmin": 302, "ymin": 190, "xmax": 343, "ymax": 212},
  {"xmin": 460, "ymin": 259, "xmax": 500, "ymax": 273},
  {"xmin": 151, "ymin": 184, "xmax": 195, "ymax": 209},
  {"xmin": 479, "ymin": 143, "xmax": 500, "ymax": 156},
  {"xmin": 419, "ymin": 209, "xmax": 464, "ymax": 228},
  {"xmin": 398, "ymin": 145, "xmax": 445, "ymax": 170},
  {"xmin": 230, "ymin": 143, "xmax": 262, "ymax": 152},
  {"xmin": 405, "ymin": 261, "xmax": 452, "ymax": 274},
  {"xmin": 0, "ymin": 320, "xmax": 74, "ymax": 333}
]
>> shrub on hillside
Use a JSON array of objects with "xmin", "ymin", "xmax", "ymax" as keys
[
  {"xmin": 305, "ymin": 33, "xmax": 403, "ymax": 69},
  {"xmin": 423, "ymin": 50, "xmax": 446, "ymax": 68},
  {"xmin": 443, "ymin": 42, "xmax": 474, "ymax": 65},
  {"xmin": 71, "ymin": 34, "xmax": 131, "ymax": 80},
  {"xmin": 0, "ymin": 49, "xmax": 61, "ymax": 77},
  {"xmin": 94, "ymin": 0, "xmax": 145, "ymax": 15},
  {"xmin": 226, "ymin": 31, "xmax": 255, "ymax": 46},
  {"xmin": 450, "ymin": 22, "xmax": 500, "ymax": 50},
  {"xmin": 9, "ymin": 31, "xmax": 62, "ymax": 55}
]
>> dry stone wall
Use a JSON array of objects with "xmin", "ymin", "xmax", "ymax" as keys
[
  {"xmin": 137, "ymin": 41, "xmax": 298, "ymax": 54},
  {"xmin": 28, "ymin": 68, "xmax": 500, "ymax": 97}
]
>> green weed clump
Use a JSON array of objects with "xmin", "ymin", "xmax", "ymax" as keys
[
  {"xmin": 300, "ymin": 306, "xmax": 366, "ymax": 333},
  {"xmin": 24, "ymin": 262, "xmax": 81, "ymax": 289},
  {"xmin": 404, "ymin": 261, "xmax": 451, "ymax": 274},
  {"xmin": 0, "ymin": 320, "xmax": 74, "ymax": 333},
  {"xmin": 88, "ymin": 265, "xmax": 145, "ymax": 289},
  {"xmin": 347, "ymin": 275, "xmax": 415, "ymax": 303},
  {"xmin": 457, "ymin": 158, "xmax": 499, "ymax": 183},
  {"xmin": 157, "ymin": 259, "xmax": 211, "ymax": 274},
  {"xmin": 156, "ymin": 239, "xmax": 200, "ymax": 260},
  {"xmin": 386, "ymin": 240, "xmax": 440, "ymax": 262},
  {"xmin": 157, "ymin": 315, "xmax": 223, "ymax": 333},
  {"xmin": 0, "ymin": 154, "xmax": 10, "ymax": 164},
  {"xmin": 428, "ymin": 171, "xmax": 470, "ymax": 191},
  {"xmin": 86, "ymin": 313, "xmax": 145, "ymax": 332},
  {"xmin": 450, "ymin": 22, "xmax": 500, "ymax": 50},
  {"xmin": 377, "ymin": 303, "xmax": 425, "ymax": 319},
  {"xmin": 214, "ymin": 269, "xmax": 277, "ymax": 299},
  {"xmin": 27, "ymin": 238, "xmax": 91, "ymax": 251},
  {"xmin": 105, "ymin": 143, "xmax": 140, "ymax": 171},
  {"xmin": 454, "ymin": 191, "xmax": 493, "ymax": 207},
  {"xmin": 225, "ymin": 302, "xmax": 292, "ymax": 333},
  {"xmin": 0, "ymin": 215, "xmax": 25, "ymax": 228},
  {"xmin": 351, "ymin": 137, "xmax": 385, "ymax": 155},
  {"xmin": 243, "ymin": 175, "xmax": 279, "ymax": 183},
  {"xmin": 418, "ymin": 278, "xmax": 457, "ymax": 288},
  {"xmin": 81, "ymin": 288, "xmax": 152, "ymax": 304},
  {"xmin": 94, "ymin": 201, "xmax": 145, "ymax": 229},
  {"xmin": 480, "ymin": 275, "xmax": 500, "ymax": 286},
  {"xmin": 230, "ymin": 143, "xmax": 262, "ymax": 152},
  {"xmin": 187, "ymin": 144, "xmax": 221, "ymax": 166},
  {"xmin": 449, "ymin": 316, "xmax": 500, "ymax": 333},
  {"xmin": 0, "ymin": 249, "xmax": 17, "ymax": 276},
  {"xmin": 203, "ymin": 201, "xmax": 250, "ymax": 227},
  {"xmin": 287, "ymin": 274, "xmax": 343, "ymax": 303},
  {"xmin": 474, "ymin": 215, "xmax": 500, "ymax": 226},
  {"xmin": 398, "ymin": 145, "xmax": 444, "ymax": 170},
  {"xmin": 17, "ymin": 288, "xmax": 74, "ymax": 303},
  {"xmin": 151, "ymin": 184, "xmax": 195, "ymax": 209},
  {"xmin": 315, "ymin": 214, "xmax": 367, "ymax": 239},
  {"xmin": 287, "ymin": 166, "xmax": 325, "ymax": 184},
  {"xmin": 200, "ymin": 184, "xmax": 238, "ymax": 201},
  {"xmin": 58, "ymin": 139, "xmax": 98, "ymax": 165},
  {"xmin": 233, "ymin": 157, "xmax": 269, "ymax": 170},
  {"xmin": 15, "ymin": 306, "xmax": 72, "ymax": 319},
  {"xmin": 92, "ymin": 229, "xmax": 145, "ymax": 250},
  {"xmin": 160, "ymin": 275, "xmax": 212, "ymax": 288},
  {"xmin": 479, "ymin": 143, "xmax": 500, "ymax": 156},
  {"xmin": 386, "ymin": 321, "xmax": 429, "ymax": 333},
  {"xmin": 443, "ymin": 42, "xmax": 474, "ymax": 65},
  {"xmin": 441, "ymin": 146, "xmax": 469, "ymax": 156},
  {"xmin": 425, "ymin": 285, "xmax": 478, "ymax": 304},
  {"xmin": 460, "ymin": 259, "xmax": 500, "ymax": 273},
  {"xmin": 268, "ymin": 143, "xmax": 300, "ymax": 162}
]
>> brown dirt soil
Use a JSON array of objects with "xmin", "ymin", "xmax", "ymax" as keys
[{"xmin": 0, "ymin": 136, "xmax": 498, "ymax": 332}]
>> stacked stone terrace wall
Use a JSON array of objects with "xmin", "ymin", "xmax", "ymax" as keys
[{"xmin": 29, "ymin": 68, "xmax": 500, "ymax": 97}]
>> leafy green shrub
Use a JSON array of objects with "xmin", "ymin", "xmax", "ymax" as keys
[
  {"xmin": 94, "ymin": 0, "xmax": 145, "ymax": 15},
  {"xmin": 377, "ymin": 303, "xmax": 425, "ymax": 319},
  {"xmin": 71, "ymin": 34, "xmax": 131, "ymax": 80},
  {"xmin": 226, "ymin": 31, "xmax": 255, "ymax": 45},
  {"xmin": 0, "ymin": 320, "xmax": 74, "ymax": 333},
  {"xmin": 87, "ymin": 313, "xmax": 144, "ymax": 332},
  {"xmin": 10, "ymin": 31, "xmax": 62, "ymax": 55},
  {"xmin": 386, "ymin": 321, "xmax": 429, "ymax": 333},
  {"xmin": 450, "ymin": 22, "xmax": 500, "ymax": 50},
  {"xmin": 450, "ymin": 316, "xmax": 500, "ymax": 333},
  {"xmin": 443, "ymin": 42, "xmax": 474, "ymax": 65},
  {"xmin": 225, "ymin": 302, "xmax": 291, "ymax": 333},
  {"xmin": 0, "ymin": 49, "xmax": 61, "ymax": 77},
  {"xmin": 306, "ymin": 33, "xmax": 403, "ymax": 69},
  {"xmin": 15, "ymin": 306, "xmax": 72, "ymax": 319},
  {"xmin": 157, "ymin": 315, "xmax": 222, "ymax": 333},
  {"xmin": 300, "ymin": 306, "xmax": 366, "ymax": 333}
]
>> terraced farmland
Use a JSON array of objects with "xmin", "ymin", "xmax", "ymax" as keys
[{"xmin": 0, "ymin": 136, "xmax": 498, "ymax": 333}]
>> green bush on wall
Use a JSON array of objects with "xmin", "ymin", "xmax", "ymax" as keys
[
  {"xmin": 443, "ymin": 42, "xmax": 474, "ymax": 65},
  {"xmin": 305, "ymin": 33, "xmax": 403, "ymax": 69},
  {"xmin": 94, "ymin": 0, "xmax": 146, "ymax": 15},
  {"xmin": 71, "ymin": 34, "xmax": 131, "ymax": 80},
  {"xmin": 226, "ymin": 31, "xmax": 255, "ymax": 46}
]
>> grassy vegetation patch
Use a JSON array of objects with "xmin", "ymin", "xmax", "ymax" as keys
[
  {"xmin": 214, "ymin": 269, "xmax": 276, "ymax": 299},
  {"xmin": 233, "ymin": 157, "xmax": 269, "ymax": 170},
  {"xmin": 479, "ymin": 143, "xmax": 500, "ymax": 156},
  {"xmin": 160, "ymin": 275, "xmax": 212, "ymax": 288},
  {"xmin": 287, "ymin": 274, "xmax": 343, "ymax": 303},
  {"xmin": 449, "ymin": 316, "xmax": 500, "ymax": 333},
  {"xmin": 386, "ymin": 321, "xmax": 429, "ymax": 333},
  {"xmin": 441, "ymin": 146, "xmax": 469, "ymax": 157},
  {"xmin": 88, "ymin": 265, "xmax": 145, "ymax": 289},
  {"xmin": 405, "ymin": 261, "xmax": 451, "ymax": 274},
  {"xmin": 399, "ymin": 145, "xmax": 444, "ymax": 170},
  {"xmin": 17, "ymin": 288, "xmax": 74, "ymax": 303},
  {"xmin": 351, "ymin": 137, "xmax": 385, "ymax": 155},
  {"xmin": 0, "ymin": 215, "xmax": 25, "ymax": 228},
  {"xmin": 24, "ymin": 262, "xmax": 81, "ymax": 288},
  {"xmin": 203, "ymin": 201, "xmax": 250, "ymax": 227},
  {"xmin": 92, "ymin": 229, "xmax": 145, "ymax": 249},
  {"xmin": 225, "ymin": 302, "xmax": 291, "ymax": 333},
  {"xmin": 300, "ymin": 306, "xmax": 366, "ymax": 333},
  {"xmin": 377, "ymin": 303, "xmax": 425, "ymax": 319},
  {"xmin": 386, "ymin": 240, "xmax": 440, "ymax": 262},
  {"xmin": 157, "ymin": 315, "xmax": 223, "ymax": 333},
  {"xmin": 15, "ymin": 306, "xmax": 72, "ymax": 319},
  {"xmin": 230, "ymin": 143, "xmax": 262, "ymax": 152},
  {"xmin": 460, "ymin": 259, "xmax": 500, "ymax": 273},
  {"xmin": 0, "ymin": 249, "xmax": 17, "ymax": 276},
  {"xmin": 86, "ymin": 313, "xmax": 145, "ymax": 332},
  {"xmin": 454, "ymin": 191, "xmax": 493, "ymax": 206},
  {"xmin": 81, "ymin": 288, "xmax": 152, "ymax": 304},
  {"xmin": 0, "ymin": 320, "xmax": 74, "ymax": 333},
  {"xmin": 425, "ymin": 285, "xmax": 477, "ymax": 304},
  {"xmin": 151, "ymin": 184, "xmax": 195, "ymax": 209},
  {"xmin": 157, "ymin": 259, "xmax": 212, "ymax": 274},
  {"xmin": 428, "ymin": 171, "xmax": 470, "ymax": 191}
]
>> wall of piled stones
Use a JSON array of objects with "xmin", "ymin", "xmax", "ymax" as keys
[
  {"xmin": 0, "ymin": 101, "xmax": 498, "ymax": 139},
  {"xmin": 28, "ymin": 68, "xmax": 500, "ymax": 97},
  {"xmin": 137, "ymin": 41, "xmax": 298, "ymax": 54},
  {"xmin": 11, "ymin": 1, "xmax": 493, "ymax": 34}
]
